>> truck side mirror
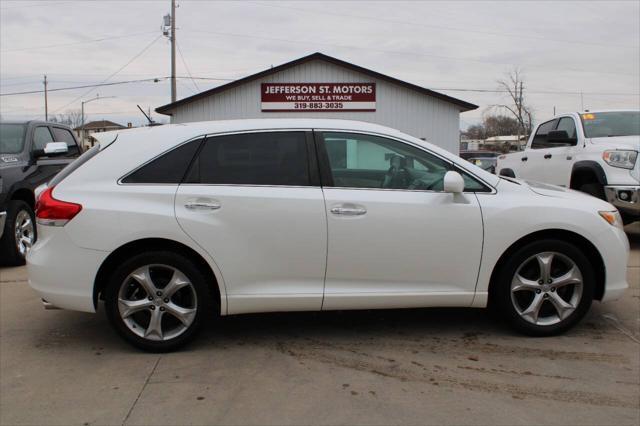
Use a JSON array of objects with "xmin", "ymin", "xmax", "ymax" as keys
[
  {"xmin": 546, "ymin": 130, "xmax": 576, "ymax": 146},
  {"xmin": 34, "ymin": 142, "xmax": 68, "ymax": 158}
]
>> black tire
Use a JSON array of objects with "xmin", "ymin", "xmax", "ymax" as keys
[
  {"xmin": 0, "ymin": 200, "xmax": 36, "ymax": 267},
  {"xmin": 104, "ymin": 251, "xmax": 212, "ymax": 352},
  {"xmin": 579, "ymin": 182, "xmax": 605, "ymax": 200},
  {"xmin": 492, "ymin": 239, "xmax": 594, "ymax": 336}
]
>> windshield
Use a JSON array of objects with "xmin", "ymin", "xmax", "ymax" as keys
[
  {"xmin": 0, "ymin": 123, "xmax": 27, "ymax": 154},
  {"xmin": 581, "ymin": 111, "xmax": 640, "ymax": 138}
]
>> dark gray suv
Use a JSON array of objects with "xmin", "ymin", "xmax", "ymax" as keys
[{"xmin": 0, "ymin": 121, "xmax": 82, "ymax": 265}]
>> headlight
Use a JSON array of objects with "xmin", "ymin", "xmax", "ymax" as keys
[
  {"xmin": 602, "ymin": 150, "xmax": 638, "ymax": 169},
  {"xmin": 599, "ymin": 210, "xmax": 623, "ymax": 228}
]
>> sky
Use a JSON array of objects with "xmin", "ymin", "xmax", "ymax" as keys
[{"xmin": 1, "ymin": 0, "xmax": 639, "ymax": 129}]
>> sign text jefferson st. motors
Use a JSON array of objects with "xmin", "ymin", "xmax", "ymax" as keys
[{"xmin": 261, "ymin": 83, "xmax": 376, "ymax": 112}]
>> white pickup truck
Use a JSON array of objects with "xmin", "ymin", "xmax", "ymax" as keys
[{"xmin": 497, "ymin": 110, "xmax": 639, "ymax": 224}]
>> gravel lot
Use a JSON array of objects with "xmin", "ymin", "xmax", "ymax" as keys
[{"xmin": 1, "ymin": 226, "xmax": 638, "ymax": 426}]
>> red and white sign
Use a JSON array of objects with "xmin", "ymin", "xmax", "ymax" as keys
[{"xmin": 261, "ymin": 83, "xmax": 376, "ymax": 112}]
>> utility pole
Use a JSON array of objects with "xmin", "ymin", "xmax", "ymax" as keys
[
  {"xmin": 171, "ymin": 0, "xmax": 176, "ymax": 103},
  {"xmin": 43, "ymin": 75, "xmax": 48, "ymax": 121}
]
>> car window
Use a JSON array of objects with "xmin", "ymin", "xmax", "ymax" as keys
[
  {"xmin": 186, "ymin": 132, "xmax": 310, "ymax": 186},
  {"xmin": 122, "ymin": 138, "xmax": 203, "ymax": 184},
  {"xmin": 556, "ymin": 117, "xmax": 577, "ymax": 140},
  {"xmin": 33, "ymin": 126, "xmax": 54, "ymax": 151},
  {"xmin": 321, "ymin": 132, "xmax": 453, "ymax": 191},
  {"xmin": 530, "ymin": 119, "xmax": 558, "ymax": 149},
  {"xmin": 52, "ymin": 127, "xmax": 80, "ymax": 157}
]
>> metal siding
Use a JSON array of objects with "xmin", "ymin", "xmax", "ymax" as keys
[{"xmin": 168, "ymin": 60, "xmax": 461, "ymax": 153}]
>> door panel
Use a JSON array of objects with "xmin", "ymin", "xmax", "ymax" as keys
[
  {"xmin": 322, "ymin": 188, "xmax": 483, "ymax": 309},
  {"xmin": 317, "ymin": 131, "xmax": 484, "ymax": 310},
  {"xmin": 175, "ymin": 186, "xmax": 327, "ymax": 314},
  {"xmin": 174, "ymin": 130, "xmax": 326, "ymax": 315}
]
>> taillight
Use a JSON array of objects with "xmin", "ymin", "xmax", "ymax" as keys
[{"xmin": 35, "ymin": 186, "xmax": 82, "ymax": 226}]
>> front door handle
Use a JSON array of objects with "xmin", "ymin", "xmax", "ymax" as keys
[
  {"xmin": 544, "ymin": 154, "xmax": 552, "ymax": 159},
  {"xmin": 185, "ymin": 201, "xmax": 221, "ymax": 211},
  {"xmin": 521, "ymin": 157, "xmax": 528, "ymax": 162},
  {"xmin": 330, "ymin": 206, "xmax": 367, "ymax": 216}
]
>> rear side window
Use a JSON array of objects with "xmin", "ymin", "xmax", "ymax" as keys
[
  {"xmin": 52, "ymin": 127, "xmax": 80, "ymax": 157},
  {"xmin": 530, "ymin": 119, "xmax": 558, "ymax": 149},
  {"xmin": 122, "ymin": 138, "xmax": 203, "ymax": 184},
  {"xmin": 186, "ymin": 132, "xmax": 309, "ymax": 186}
]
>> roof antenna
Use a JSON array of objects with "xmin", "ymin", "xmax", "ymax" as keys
[{"xmin": 137, "ymin": 104, "xmax": 157, "ymax": 126}]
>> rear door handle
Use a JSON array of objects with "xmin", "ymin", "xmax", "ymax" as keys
[
  {"xmin": 185, "ymin": 201, "xmax": 221, "ymax": 211},
  {"xmin": 544, "ymin": 154, "xmax": 552, "ymax": 159},
  {"xmin": 521, "ymin": 157, "xmax": 528, "ymax": 162},
  {"xmin": 330, "ymin": 206, "xmax": 367, "ymax": 216}
]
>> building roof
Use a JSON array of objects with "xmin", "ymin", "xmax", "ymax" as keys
[
  {"xmin": 74, "ymin": 120, "xmax": 126, "ymax": 131},
  {"xmin": 155, "ymin": 52, "xmax": 478, "ymax": 115}
]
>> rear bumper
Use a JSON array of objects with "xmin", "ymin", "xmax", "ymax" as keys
[
  {"xmin": 27, "ymin": 225, "xmax": 108, "ymax": 313},
  {"xmin": 604, "ymin": 185, "xmax": 640, "ymax": 218},
  {"xmin": 0, "ymin": 211, "xmax": 6, "ymax": 239}
]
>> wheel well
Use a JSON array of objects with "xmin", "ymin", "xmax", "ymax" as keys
[
  {"xmin": 93, "ymin": 238, "xmax": 221, "ymax": 312},
  {"xmin": 570, "ymin": 166, "xmax": 605, "ymax": 190},
  {"xmin": 11, "ymin": 188, "xmax": 35, "ymax": 210},
  {"xmin": 487, "ymin": 229, "xmax": 606, "ymax": 304}
]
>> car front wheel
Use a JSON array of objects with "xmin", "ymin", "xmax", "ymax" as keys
[
  {"xmin": 494, "ymin": 239, "xmax": 594, "ymax": 336},
  {"xmin": 104, "ymin": 251, "xmax": 210, "ymax": 352}
]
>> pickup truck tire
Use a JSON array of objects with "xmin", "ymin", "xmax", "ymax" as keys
[
  {"xmin": 578, "ymin": 182, "xmax": 605, "ymax": 200},
  {"xmin": 493, "ymin": 239, "xmax": 594, "ymax": 336},
  {"xmin": 0, "ymin": 200, "xmax": 37, "ymax": 266}
]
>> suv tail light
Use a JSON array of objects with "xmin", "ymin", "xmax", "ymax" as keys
[{"xmin": 35, "ymin": 186, "xmax": 82, "ymax": 226}]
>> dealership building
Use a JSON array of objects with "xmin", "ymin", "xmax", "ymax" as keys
[{"xmin": 155, "ymin": 52, "xmax": 477, "ymax": 153}]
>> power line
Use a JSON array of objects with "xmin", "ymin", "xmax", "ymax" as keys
[
  {"xmin": 51, "ymin": 34, "xmax": 163, "ymax": 114},
  {"xmin": 176, "ymin": 40, "xmax": 200, "ymax": 92},
  {"xmin": 252, "ymin": 1, "xmax": 639, "ymax": 50},
  {"xmin": 0, "ymin": 31, "xmax": 158, "ymax": 53},
  {"xmin": 0, "ymin": 78, "xmax": 166, "ymax": 97},
  {"xmin": 185, "ymin": 29, "xmax": 637, "ymax": 78},
  {"xmin": 4, "ymin": 75, "xmax": 635, "ymax": 98}
]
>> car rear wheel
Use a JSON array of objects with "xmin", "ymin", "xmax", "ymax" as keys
[
  {"xmin": 104, "ymin": 251, "xmax": 211, "ymax": 352},
  {"xmin": 0, "ymin": 200, "xmax": 36, "ymax": 266},
  {"xmin": 493, "ymin": 240, "xmax": 594, "ymax": 336}
]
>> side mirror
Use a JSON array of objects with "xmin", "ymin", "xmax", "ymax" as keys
[
  {"xmin": 443, "ymin": 170, "xmax": 465, "ymax": 193},
  {"xmin": 34, "ymin": 142, "xmax": 68, "ymax": 158},
  {"xmin": 546, "ymin": 130, "xmax": 576, "ymax": 145}
]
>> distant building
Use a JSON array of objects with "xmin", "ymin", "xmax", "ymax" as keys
[
  {"xmin": 484, "ymin": 135, "xmax": 528, "ymax": 152},
  {"xmin": 74, "ymin": 120, "xmax": 129, "ymax": 148},
  {"xmin": 155, "ymin": 52, "xmax": 478, "ymax": 154},
  {"xmin": 460, "ymin": 139, "xmax": 484, "ymax": 151}
]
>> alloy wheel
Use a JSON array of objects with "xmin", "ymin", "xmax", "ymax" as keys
[
  {"xmin": 14, "ymin": 210, "xmax": 34, "ymax": 257},
  {"xmin": 118, "ymin": 264, "xmax": 198, "ymax": 341},
  {"xmin": 510, "ymin": 251, "xmax": 583, "ymax": 326}
]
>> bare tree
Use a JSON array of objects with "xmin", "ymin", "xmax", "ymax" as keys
[
  {"xmin": 493, "ymin": 68, "xmax": 534, "ymax": 139},
  {"xmin": 51, "ymin": 110, "xmax": 83, "ymax": 129}
]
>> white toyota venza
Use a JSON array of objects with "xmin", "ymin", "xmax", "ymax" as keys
[{"xmin": 26, "ymin": 119, "xmax": 629, "ymax": 351}]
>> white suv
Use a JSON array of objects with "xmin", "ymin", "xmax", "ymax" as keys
[{"xmin": 27, "ymin": 119, "xmax": 629, "ymax": 351}]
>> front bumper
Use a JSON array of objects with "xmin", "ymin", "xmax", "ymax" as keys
[
  {"xmin": 604, "ymin": 185, "xmax": 640, "ymax": 218},
  {"xmin": 0, "ymin": 211, "xmax": 6, "ymax": 239}
]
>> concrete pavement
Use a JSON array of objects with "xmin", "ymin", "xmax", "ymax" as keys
[{"xmin": 1, "ymin": 227, "xmax": 638, "ymax": 425}]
